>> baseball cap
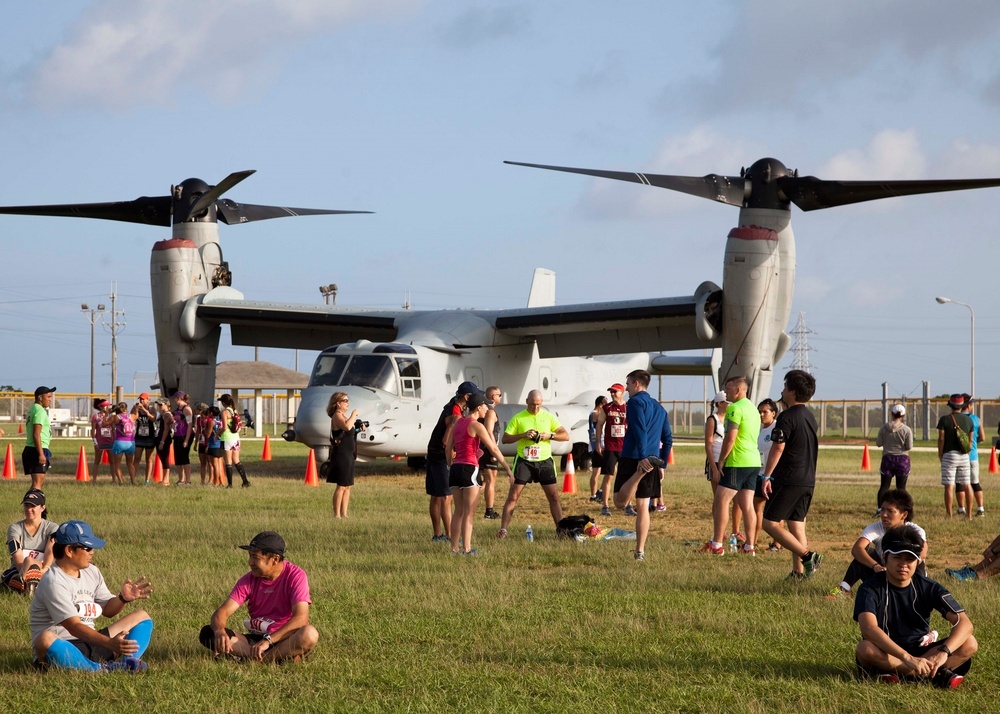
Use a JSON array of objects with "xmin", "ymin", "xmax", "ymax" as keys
[
  {"xmin": 54, "ymin": 520, "xmax": 106, "ymax": 549},
  {"xmin": 948, "ymin": 393, "xmax": 965, "ymax": 409},
  {"xmin": 97, "ymin": 399, "xmax": 111, "ymax": 408},
  {"xmin": 608, "ymin": 383, "xmax": 625, "ymax": 393},
  {"xmin": 139, "ymin": 392, "xmax": 150, "ymax": 400},
  {"xmin": 238, "ymin": 531, "xmax": 286, "ymax": 556},
  {"xmin": 34, "ymin": 386, "xmax": 56, "ymax": 398},
  {"xmin": 22, "ymin": 489, "xmax": 45, "ymax": 507},
  {"xmin": 891, "ymin": 404, "xmax": 906, "ymax": 417},
  {"xmin": 881, "ymin": 528, "xmax": 923, "ymax": 561},
  {"xmin": 455, "ymin": 381, "xmax": 483, "ymax": 396},
  {"xmin": 467, "ymin": 393, "xmax": 488, "ymax": 410},
  {"xmin": 713, "ymin": 391, "xmax": 729, "ymax": 404}
]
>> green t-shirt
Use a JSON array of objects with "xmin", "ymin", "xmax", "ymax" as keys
[
  {"xmin": 724, "ymin": 398, "xmax": 761, "ymax": 468},
  {"xmin": 25, "ymin": 403, "xmax": 51, "ymax": 450},
  {"xmin": 505, "ymin": 409, "xmax": 562, "ymax": 461}
]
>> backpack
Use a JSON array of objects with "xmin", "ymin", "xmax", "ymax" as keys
[
  {"xmin": 556, "ymin": 514, "xmax": 595, "ymax": 538},
  {"xmin": 229, "ymin": 411, "xmax": 242, "ymax": 434},
  {"xmin": 119, "ymin": 415, "xmax": 135, "ymax": 439}
]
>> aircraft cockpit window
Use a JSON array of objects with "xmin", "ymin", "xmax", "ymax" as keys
[
  {"xmin": 340, "ymin": 355, "xmax": 398, "ymax": 394},
  {"xmin": 373, "ymin": 343, "xmax": 417, "ymax": 354},
  {"xmin": 396, "ymin": 358, "xmax": 421, "ymax": 399},
  {"xmin": 309, "ymin": 354, "xmax": 349, "ymax": 387}
]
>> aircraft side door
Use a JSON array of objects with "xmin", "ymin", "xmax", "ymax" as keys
[
  {"xmin": 538, "ymin": 366, "xmax": 552, "ymax": 401},
  {"xmin": 465, "ymin": 367, "xmax": 484, "ymax": 391}
]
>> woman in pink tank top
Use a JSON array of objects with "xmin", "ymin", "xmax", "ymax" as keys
[{"xmin": 445, "ymin": 393, "xmax": 513, "ymax": 556}]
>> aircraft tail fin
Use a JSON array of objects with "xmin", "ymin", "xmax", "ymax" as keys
[{"xmin": 526, "ymin": 268, "xmax": 555, "ymax": 308}]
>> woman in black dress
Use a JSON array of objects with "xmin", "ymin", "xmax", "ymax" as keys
[{"xmin": 325, "ymin": 392, "xmax": 359, "ymax": 518}]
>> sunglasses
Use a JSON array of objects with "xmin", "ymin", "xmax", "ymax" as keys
[{"xmin": 73, "ymin": 545, "xmax": 94, "ymax": 552}]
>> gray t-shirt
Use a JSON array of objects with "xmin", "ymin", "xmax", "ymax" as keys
[
  {"xmin": 29, "ymin": 564, "xmax": 115, "ymax": 642},
  {"xmin": 875, "ymin": 421, "xmax": 913, "ymax": 456},
  {"xmin": 7, "ymin": 519, "xmax": 58, "ymax": 564}
]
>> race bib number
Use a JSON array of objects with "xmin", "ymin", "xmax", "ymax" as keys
[
  {"xmin": 610, "ymin": 424, "xmax": 626, "ymax": 438},
  {"xmin": 100, "ymin": 428, "xmax": 112, "ymax": 438},
  {"xmin": 20, "ymin": 548, "xmax": 43, "ymax": 561},
  {"xmin": 76, "ymin": 600, "xmax": 103, "ymax": 627},
  {"xmin": 138, "ymin": 425, "xmax": 151, "ymax": 436},
  {"xmin": 244, "ymin": 617, "xmax": 276, "ymax": 635},
  {"xmin": 524, "ymin": 445, "xmax": 542, "ymax": 461}
]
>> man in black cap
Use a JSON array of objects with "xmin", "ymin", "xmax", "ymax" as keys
[
  {"xmin": 200, "ymin": 531, "xmax": 318, "ymax": 663},
  {"xmin": 854, "ymin": 525, "xmax": 976, "ymax": 688},
  {"xmin": 425, "ymin": 381, "xmax": 482, "ymax": 543},
  {"xmin": 23, "ymin": 386, "xmax": 56, "ymax": 490}
]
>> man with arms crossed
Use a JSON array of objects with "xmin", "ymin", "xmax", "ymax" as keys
[
  {"xmin": 611, "ymin": 370, "xmax": 672, "ymax": 561},
  {"xmin": 761, "ymin": 370, "xmax": 822, "ymax": 578},
  {"xmin": 201, "ymin": 531, "xmax": 318, "ymax": 663},
  {"xmin": 498, "ymin": 390, "xmax": 568, "ymax": 538},
  {"xmin": 700, "ymin": 376, "xmax": 760, "ymax": 556}
]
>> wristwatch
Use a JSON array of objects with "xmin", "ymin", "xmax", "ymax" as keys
[
  {"xmin": 262, "ymin": 633, "xmax": 273, "ymax": 645},
  {"xmin": 937, "ymin": 643, "xmax": 952, "ymax": 656}
]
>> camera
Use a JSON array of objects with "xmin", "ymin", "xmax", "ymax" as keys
[{"xmin": 354, "ymin": 419, "xmax": 369, "ymax": 432}]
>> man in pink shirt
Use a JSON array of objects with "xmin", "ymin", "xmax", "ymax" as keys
[{"xmin": 200, "ymin": 531, "xmax": 318, "ymax": 663}]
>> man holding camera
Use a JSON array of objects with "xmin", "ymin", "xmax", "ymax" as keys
[{"xmin": 498, "ymin": 389, "xmax": 569, "ymax": 538}]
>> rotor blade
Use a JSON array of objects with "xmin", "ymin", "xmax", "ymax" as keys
[
  {"xmin": 504, "ymin": 160, "xmax": 746, "ymax": 206},
  {"xmin": 0, "ymin": 196, "xmax": 172, "ymax": 226},
  {"xmin": 179, "ymin": 170, "xmax": 257, "ymax": 223},
  {"xmin": 779, "ymin": 175, "xmax": 1000, "ymax": 212},
  {"xmin": 215, "ymin": 200, "xmax": 373, "ymax": 224}
]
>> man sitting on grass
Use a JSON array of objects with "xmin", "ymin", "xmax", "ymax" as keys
[
  {"xmin": 946, "ymin": 531, "xmax": 1000, "ymax": 582},
  {"xmin": 854, "ymin": 525, "xmax": 976, "ymax": 688},
  {"xmin": 29, "ymin": 520, "xmax": 153, "ymax": 673},
  {"xmin": 200, "ymin": 531, "xmax": 318, "ymax": 663}
]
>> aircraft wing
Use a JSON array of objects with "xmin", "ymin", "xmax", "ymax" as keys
[
  {"xmin": 492, "ymin": 285, "xmax": 721, "ymax": 358},
  {"xmin": 196, "ymin": 299, "xmax": 402, "ymax": 350}
]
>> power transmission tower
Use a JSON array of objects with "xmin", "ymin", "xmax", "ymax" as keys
[{"xmin": 785, "ymin": 312, "xmax": 816, "ymax": 373}]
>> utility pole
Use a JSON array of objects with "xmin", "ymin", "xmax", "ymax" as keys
[
  {"xmin": 102, "ymin": 283, "xmax": 126, "ymax": 396},
  {"xmin": 81, "ymin": 303, "xmax": 106, "ymax": 397}
]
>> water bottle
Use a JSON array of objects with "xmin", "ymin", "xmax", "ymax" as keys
[
  {"xmin": 728, "ymin": 533, "xmax": 738, "ymax": 553},
  {"xmin": 526, "ymin": 525, "xmax": 534, "ymax": 543}
]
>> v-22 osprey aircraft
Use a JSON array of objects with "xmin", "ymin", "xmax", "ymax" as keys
[{"xmin": 3, "ymin": 160, "xmax": 1000, "ymax": 467}]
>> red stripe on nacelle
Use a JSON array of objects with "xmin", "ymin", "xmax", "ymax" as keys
[
  {"xmin": 727, "ymin": 225, "xmax": 777, "ymax": 241},
  {"xmin": 152, "ymin": 238, "xmax": 198, "ymax": 251}
]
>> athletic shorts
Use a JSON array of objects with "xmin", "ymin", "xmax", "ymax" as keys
[
  {"xmin": 879, "ymin": 454, "xmax": 910, "ymax": 481},
  {"xmin": 199, "ymin": 625, "xmax": 265, "ymax": 652},
  {"xmin": 613, "ymin": 457, "xmax": 658, "ymax": 500},
  {"xmin": 92, "ymin": 440, "xmax": 112, "ymax": 452},
  {"xmin": 590, "ymin": 450, "xmax": 603, "ymax": 471},
  {"xmin": 478, "ymin": 451, "xmax": 498, "ymax": 470},
  {"xmin": 941, "ymin": 451, "xmax": 970, "ymax": 486},
  {"xmin": 719, "ymin": 466, "xmax": 759, "ymax": 492},
  {"xmin": 601, "ymin": 450, "xmax": 621, "ymax": 476},
  {"xmin": 969, "ymin": 459, "xmax": 980, "ymax": 486},
  {"xmin": 111, "ymin": 440, "xmax": 135, "ymax": 455},
  {"xmin": 425, "ymin": 457, "xmax": 451, "ymax": 497},
  {"xmin": 763, "ymin": 482, "xmax": 814, "ymax": 523},
  {"xmin": 513, "ymin": 457, "xmax": 557, "ymax": 486},
  {"xmin": 753, "ymin": 473, "xmax": 767, "ymax": 500},
  {"xmin": 224, "ymin": 438, "xmax": 241, "ymax": 452},
  {"xmin": 208, "ymin": 447, "xmax": 225, "ymax": 459},
  {"xmin": 172, "ymin": 436, "xmax": 192, "ymax": 466},
  {"xmin": 198, "ymin": 444, "xmax": 208, "ymax": 456},
  {"xmin": 21, "ymin": 447, "xmax": 51, "ymax": 475},
  {"xmin": 66, "ymin": 626, "xmax": 116, "ymax": 664},
  {"xmin": 449, "ymin": 463, "xmax": 482, "ymax": 490}
]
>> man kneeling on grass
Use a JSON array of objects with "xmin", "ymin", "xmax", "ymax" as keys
[
  {"xmin": 29, "ymin": 520, "xmax": 153, "ymax": 673},
  {"xmin": 854, "ymin": 525, "xmax": 976, "ymax": 688},
  {"xmin": 200, "ymin": 531, "xmax": 318, "ymax": 663}
]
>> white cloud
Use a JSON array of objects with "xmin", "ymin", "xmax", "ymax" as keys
[
  {"xmin": 818, "ymin": 129, "xmax": 927, "ymax": 180},
  {"xmin": 27, "ymin": 0, "xmax": 423, "ymax": 111}
]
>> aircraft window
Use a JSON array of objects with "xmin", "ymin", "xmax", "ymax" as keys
[
  {"xmin": 309, "ymin": 354, "xmax": 349, "ymax": 387},
  {"xmin": 373, "ymin": 343, "xmax": 417, "ymax": 354},
  {"xmin": 396, "ymin": 358, "xmax": 421, "ymax": 399},
  {"xmin": 340, "ymin": 355, "xmax": 398, "ymax": 394},
  {"xmin": 542, "ymin": 377, "xmax": 549, "ymax": 390}
]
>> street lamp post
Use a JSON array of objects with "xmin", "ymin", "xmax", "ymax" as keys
[
  {"xmin": 935, "ymin": 296, "xmax": 975, "ymax": 396},
  {"xmin": 81, "ymin": 303, "xmax": 107, "ymax": 397}
]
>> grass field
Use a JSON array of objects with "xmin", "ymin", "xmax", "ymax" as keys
[{"xmin": 0, "ymin": 438, "xmax": 995, "ymax": 713}]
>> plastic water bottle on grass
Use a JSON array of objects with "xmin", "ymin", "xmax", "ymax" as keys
[
  {"xmin": 728, "ymin": 533, "xmax": 738, "ymax": 553},
  {"xmin": 526, "ymin": 525, "xmax": 534, "ymax": 542}
]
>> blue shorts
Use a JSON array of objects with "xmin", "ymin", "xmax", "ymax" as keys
[
  {"xmin": 425, "ymin": 458, "xmax": 451, "ymax": 497},
  {"xmin": 719, "ymin": 466, "xmax": 758, "ymax": 492},
  {"xmin": 112, "ymin": 440, "xmax": 136, "ymax": 455}
]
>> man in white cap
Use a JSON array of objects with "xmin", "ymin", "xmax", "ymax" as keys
[
  {"xmin": 874, "ymin": 404, "xmax": 913, "ymax": 516},
  {"xmin": 201, "ymin": 531, "xmax": 318, "ymax": 663}
]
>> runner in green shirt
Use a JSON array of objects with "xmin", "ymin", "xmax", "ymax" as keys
[{"xmin": 23, "ymin": 386, "xmax": 55, "ymax": 490}]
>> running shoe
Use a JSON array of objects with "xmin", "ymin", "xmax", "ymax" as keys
[
  {"xmin": 733, "ymin": 531, "xmax": 747, "ymax": 544},
  {"xmin": 600, "ymin": 506, "xmax": 612, "ymax": 517},
  {"xmin": 697, "ymin": 541, "xmax": 724, "ymax": 556},
  {"xmin": 655, "ymin": 504, "xmax": 666, "ymax": 512},
  {"xmin": 945, "ymin": 565, "xmax": 978, "ymax": 582},
  {"xmin": 824, "ymin": 586, "xmax": 850, "ymax": 600},
  {"xmin": 975, "ymin": 508, "xmax": 985, "ymax": 517},
  {"xmin": 483, "ymin": 509, "xmax": 500, "ymax": 520},
  {"xmin": 957, "ymin": 507, "xmax": 967, "ymax": 515},
  {"xmin": 595, "ymin": 489, "xmax": 603, "ymax": 500},
  {"xmin": 767, "ymin": 541, "xmax": 782, "ymax": 552},
  {"xmin": 100, "ymin": 657, "xmax": 147, "ymax": 674},
  {"xmin": 802, "ymin": 551, "xmax": 823, "ymax": 578},
  {"xmin": 633, "ymin": 551, "xmax": 644, "ymax": 561},
  {"xmin": 496, "ymin": 528, "xmax": 508, "ymax": 540},
  {"xmin": 741, "ymin": 544, "xmax": 756, "ymax": 556},
  {"xmin": 462, "ymin": 549, "xmax": 478, "ymax": 557},
  {"xmin": 588, "ymin": 494, "xmax": 601, "ymax": 503},
  {"xmin": 624, "ymin": 505, "xmax": 637, "ymax": 517},
  {"xmin": 431, "ymin": 534, "xmax": 449, "ymax": 543},
  {"xmin": 784, "ymin": 571, "xmax": 805, "ymax": 582},
  {"xmin": 877, "ymin": 673, "xmax": 900, "ymax": 684},
  {"xmin": 932, "ymin": 667, "xmax": 964, "ymax": 689}
]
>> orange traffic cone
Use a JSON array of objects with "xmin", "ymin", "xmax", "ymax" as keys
[
  {"xmin": 75, "ymin": 445, "xmax": 90, "ymax": 482},
  {"xmin": 2, "ymin": 443, "xmax": 15, "ymax": 479},
  {"xmin": 667, "ymin": 447, "xmax": 676, "ymax": 465},
  {"xmin": 17, "ymin": 423, "xmax": 23, "ymax": 434},
  {"xmin": 304, "ymin": 449, "xmax": 319, "ymax": 487},
  {"xmin": 561, "ymin": 453, "xmax": 577, "ymax": 494},
  {"xmin": 152, "ymin": 454, "xmax": 163, "ymax": 483},
  {"xmin": 861, "ymin": 444, "xmax": 871, "ymax": 471},
  {"xmin": 261, "ymin": 434, "xmax": 272, "ymax": 461},
  {"xmin": 990, "ymin": 445, "xmax": 998, "ymax": 475},
  {"xmin": 168, "ymin": 442, "xmax": 175, "ymax": 466},
  {"xmin": 100, "ymin": 449, "xmax": 110, "ymax": 466}
]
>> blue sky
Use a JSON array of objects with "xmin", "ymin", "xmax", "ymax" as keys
[{"xmin": 1, "ymin": 1, "xmax": 999, "ymax": 402}]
